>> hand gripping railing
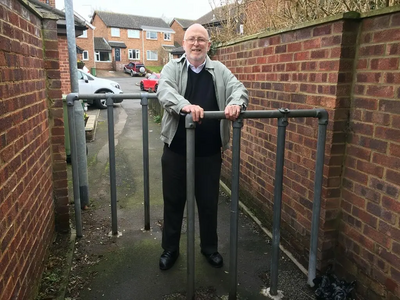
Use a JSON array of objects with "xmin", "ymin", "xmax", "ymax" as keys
[{"xmin": 67, "ymin": 92, "xmax": 328, "ymax": 300}]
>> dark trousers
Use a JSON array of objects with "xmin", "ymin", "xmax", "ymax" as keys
[{"xmin": 161, "ymin": 145, "xmax": 222, "ymax": 254}]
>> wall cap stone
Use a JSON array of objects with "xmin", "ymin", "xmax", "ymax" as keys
[{"xmin": 360, "ymin": 4, "xmax": 400, "ymax": 18}]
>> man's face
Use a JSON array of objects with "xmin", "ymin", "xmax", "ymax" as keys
[{"xmin": 183, "ymin": 26, "xmax": 211, "ymax": 67}]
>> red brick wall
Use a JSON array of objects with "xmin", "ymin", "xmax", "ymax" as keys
[
  {"xmin": 58, "ymin": 36, "xmax": 71, "ymax": 94},
  {"xmin": 214, "ymin": 10, "xmax": 400, "ymax": 300},
  {"xmin": 217, "ymin": 17, "xmax": 357, "ymax": 266},
  {"xmin": 338, "ymin": 12, "xmax": 400, "ymax": 300},
  {"xmin": 0, "ymin": 1, "xmax": 68, "ymax": 299},
  {"xmin": 76, "ymin": 27, "xmax": 95, "ymax": 71}
]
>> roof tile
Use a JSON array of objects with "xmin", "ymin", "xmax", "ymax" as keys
[{"xmin": 95, "ymin": 11, "xmax": 170, "ymax": 30}]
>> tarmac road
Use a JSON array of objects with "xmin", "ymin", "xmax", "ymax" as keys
[{"xmin": 66, "ymin": 70, "xmax": 316, "ymax": 300}]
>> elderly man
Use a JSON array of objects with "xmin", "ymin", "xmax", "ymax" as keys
[{"xmin": 156, "ymin": 23, "xmax": 248, "ymax": 271}]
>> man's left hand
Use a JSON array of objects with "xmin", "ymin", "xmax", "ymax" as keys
[{"xmin": 224, "ymin": 105, "xmax": 242, "ymax": 121}]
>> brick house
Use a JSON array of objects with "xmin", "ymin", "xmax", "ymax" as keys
[
  {"xmin": 76, "ymin": 11, "xmax": 175, "ymax": 71},
  {"xmin": 169, "ymin": 6, "xmax": 243, "ymax": 59},
  {"xmin": 75, "ymin": 14, "xmax": 96, "ymax": 73},
  {"xmin": 170, "ymin": 18, "xmax": 194, "ymax": 44},
  {"xmin": 169, "ymin": 18, "xmax": 194, "ymax": 58}
]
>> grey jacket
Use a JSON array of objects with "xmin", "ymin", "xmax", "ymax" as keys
[{"xmin": 156, "ymin": 54, "xmax": 248, "ymax": 150}]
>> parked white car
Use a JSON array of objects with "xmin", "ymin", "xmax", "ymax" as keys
[{"xmin": 77, "ymin": 69, "xmax": 123, "ymax": 109}]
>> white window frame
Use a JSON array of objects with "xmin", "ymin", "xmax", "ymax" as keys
[
  {"xmin": 94, "ymin": 51, "xmax": 111, "ymax": 62},
  {"xmin": 164, "ymin": 32, "xmax": 171, "ymax": 41},
  {"xmin": 146, "ymin": 50, "xmax": 158, "ymax": 61},
  {"xmin": 146, "ymin": 31, "xmax": 157, "ymax": 40},
  {"xmin": 79, "ymin": 30, "xmax": 88, "ymax": 38},
  {"xmin": 111, "ymin": 27, "xmax": 120, "ymax": 37},
  {"xmin": 82, "ymin": 50, "xmax": 89, "ymax": 60},
  {"xmin": 128, "ymin": 49, "xmax": 140, "ymax": 60},
  {"xmin": 128, "ymin": 29, "xmax": 140, "ymax": 38}
]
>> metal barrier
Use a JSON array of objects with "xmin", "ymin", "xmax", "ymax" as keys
[
  {"xmin": 66, "ymin": 92, "xmax": 328, "ymax": 300},
  {"xmin": 66, "ymin": 92, "xmax": 157, "ymax": 237}
]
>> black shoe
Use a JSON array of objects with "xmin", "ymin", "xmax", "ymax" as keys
[
  {"xmin": 159, "ymin": 250, "xmax": 179, "ymax": 270},
  {"xmin": 201, "ymin": 251, "xmax": 223, "ymax": 268}
]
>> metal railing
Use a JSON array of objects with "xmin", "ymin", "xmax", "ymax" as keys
[{"xmin": 66, "ymin": 92, "xmax": 328, "ymax": 300}]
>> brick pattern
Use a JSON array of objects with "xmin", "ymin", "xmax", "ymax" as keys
[
  {"xmin": 338, "ymin": 13, "xmax": 400, "ymax": 299},
  {"xmin": 58, "ymin": 36, "xmax": 72, "ymax": 94},
  {"xmin": 217, "ymin": 20, "xmax": 357, "ymax": 265},
  {"xmin": 215, "ymin": 12, "xmax": 400, "ymax": 300},
  {"xmin": 0, "ymin": 1, "xmax": 67, "ymax": 299}
]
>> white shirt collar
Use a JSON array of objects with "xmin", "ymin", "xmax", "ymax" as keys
[{"xmin": 187, "ymin": 60, "xmax": 206, "ymax": 74}]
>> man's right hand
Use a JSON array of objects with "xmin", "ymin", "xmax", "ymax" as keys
[{"xmin": 181, "ymin": 105, "xmax": 204, "ymax": 122}]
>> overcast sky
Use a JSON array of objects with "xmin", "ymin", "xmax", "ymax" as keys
[{"xmin": 55, "ymin": 0, "xmax": 215, "ymax": 22}]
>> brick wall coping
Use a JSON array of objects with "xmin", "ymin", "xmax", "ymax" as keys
[
  {"xmin": 21, "ymin": 0, "xmax": 59, "ymax": 20},
  {"xmin": 220, "ymin": 5, "xmax": 400, "ymax": 47}
]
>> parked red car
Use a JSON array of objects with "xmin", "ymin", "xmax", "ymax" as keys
[
  {"xmin": 140, "ymin": 73, "xmax": 160, "ymax": 92},
  {"xmin": 124, "ymin": 62, "xmax": 146, "ymax": 77}
]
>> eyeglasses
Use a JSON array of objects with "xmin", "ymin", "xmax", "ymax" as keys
[{"xmin": 185, "ymin": 37, "xmax": 209, "ymax": 45}]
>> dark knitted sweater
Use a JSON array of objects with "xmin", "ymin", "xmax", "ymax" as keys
[{"xmin": 169, "ymin": 67, "xmax": 221, "ymax": 156}]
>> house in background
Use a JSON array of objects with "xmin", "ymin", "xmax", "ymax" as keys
[
  {"xmin": 168, "ymin": 6, "xmax": 244, "ymax": 59},
  {"xmin": 170, "ymin": 18, "xmax": 195, "ymax": 45},
  {"xmin": 169, "ymin": 18, "xmax": 194, "ymax": 59},
  {"xmin": 74, "ymin": 6, "xmax": 244, "ymax": 69},
  {"xmin": 75, "ymin": 17, "xmax": 96, "ymax": 73},
  {"xmin": 197, "ymin": 5, "xmax": 245, "ymax": 40},
  {"xmin": 83, "ymin": 11, "xmax": 175, "ymax": 71}
]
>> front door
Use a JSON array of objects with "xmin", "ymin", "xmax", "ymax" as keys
[{"xmin": 115, "ymin": 48, "xmax": 121, "ymax": 61}]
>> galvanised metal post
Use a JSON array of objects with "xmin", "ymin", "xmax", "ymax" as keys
[
  {"xmin": 229, "ymin": 116, "xmax": 244, "ymax": 300},
  {"xmin": 106, "ymin": 95, "xmax": 118, "ymax": 235},
  {"xmin": 140, "ymin": 93, "xmax": 151, "ymax": 230},
  {"xmin": 185, "ymin": 113, "xmax": 196, "ymax": 300},
  {"xmin": 65, "ymin": 0, "xmax": 89, "ymax": 208},
  {"xmin": 270, "ymin": 109, "xmax": 289, "ymax": 296},
  {"xmin": 308, "ymin": 109, "xmax": 329, "ymax": 286},
  {"xmin": 66, "ymin": 93, "xmax": 83, "ymax": 238},
  {"xmin": 73, "ymin": 100, "xmax": 89, "ymax": 208}
]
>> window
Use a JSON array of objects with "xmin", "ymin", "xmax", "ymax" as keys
[
  {"xmin": 146, "ymin": 50, "xmax": 158, "ymax": 61},
  {"xmin": 146, "ymin": 31, "xmax": 157, "ymax": 40},
  {"xmin": 128, "ymin": 29, "xmax": 140, "ymax": 38},
  {"xmin": 164, "ymin": 33, "xmax": 171, "ymax": 41},
  {"xmin": 111, "ymin": 27, "xmax": 120, "ymax": 37},
  {"xmin": 95, "ymin": 51, "xmax": 111, "ymax": 62},
  {"xmin": 128, "ymin": 49, "xmax": 140, "ymax": 60},
  {"xmin": 78, "ymin": 30, "xmax": 87, "ymax": 38},
  {"xmin": 83, "ymin": 50, "xmax": 89, "ymax": 60}
]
